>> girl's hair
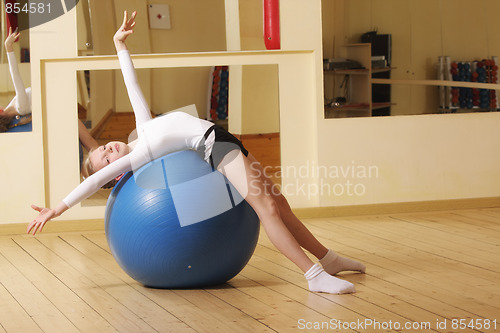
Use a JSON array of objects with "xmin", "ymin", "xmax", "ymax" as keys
[
  {"xmin": 0, "ymin": 114, "xmax": 32, "ymax": 133},
  {"xmin": 0, "ymin": 113, "xmax": 16, "ymax": 133},
  {"xmin": 82, "ymin": 148, "xmax": 118, "ymax": 189},
  {"xmin": 81, "ymin": 153, "xmax": 95, "ymax": 179}
]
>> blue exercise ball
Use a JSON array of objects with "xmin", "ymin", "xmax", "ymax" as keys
[{"xmin": 105, "ymin": 150, "xmax": 260, "ymax": 288}]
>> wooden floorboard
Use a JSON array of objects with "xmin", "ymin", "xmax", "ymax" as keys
[{"xmin": 0, "ymin": 208, "xmax": 499, "ymax": 332}]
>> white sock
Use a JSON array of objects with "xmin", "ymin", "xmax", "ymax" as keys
[
  {"xmin": 305, "ymin": 264, "xmax": 356, "ymax": 294},
  {"xmin": 320, "ymin": 249, "xmax": 366, "ymax": 275}
]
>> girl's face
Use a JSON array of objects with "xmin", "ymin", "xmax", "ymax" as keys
[{"xmin": 89, "ymin": 141, "xmax": 130, "ymax": 171}]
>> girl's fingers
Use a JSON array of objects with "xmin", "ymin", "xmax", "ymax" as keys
[
  {"xmin": 129, "ymin": 11, "xmax": 137, "ymax": 21},
  {"xmin": 126, "ymin": 11, "xmax": 136, "ymax": 28},
  {"xmin": 122, "ymin": 10, "xmax": 128, "ymax": 26},
  {"xmin": 27, "ymin": 219, "xmax": 46, "ymax": 235},
  {"xmin": 34, "ymin": 222, "xmax": 43, "ymax": 235},
  {"xmin": 28, "ymin": 223, "xmax": 37, "ymax": 235},
  {"xmin": 27, "ymin": 220, "xmax": 37, "ymax": 234}
]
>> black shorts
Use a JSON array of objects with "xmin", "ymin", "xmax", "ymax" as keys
[{"xmin": 203, "ymin": 125, "xmax": 249, "ymax": 169}]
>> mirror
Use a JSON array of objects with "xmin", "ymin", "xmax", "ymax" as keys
[
  {"xmin": 77, "ymin": 0, "xmax": 270, "ymax": 56},
  {"xmin": 322, "ymin": 0, "xmax": 500, "ymax": 118},
  {"xmin": 79, "ymin": 64, "xmax": 280, "ymax": 207},
  {"xmin": 77, "ymin": 0, "xmax": 228, "ymax": 56},
  {"xmin": 0, "ymin": 6, "xmax": 31, "ymax": 132},
  {"xmin": 76, "ymin": 0, "xmax": 280, "ymax": 206}
]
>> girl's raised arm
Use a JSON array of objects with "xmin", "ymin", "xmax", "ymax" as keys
[
  {"xmin": 114, "ymin": 10, "xmax": 152, "ymax": 129},
  {"xmin": 4, "ymin": 27, "xmax": 19, "ymax": 52},
  {"xmin": 5, "ymin": 27, "xmax": 30, "ymax": 115}
]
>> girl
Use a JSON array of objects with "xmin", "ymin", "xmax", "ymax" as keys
[
  {"xmin": 28, "ymin": 11, "xmax": 365, "ymax": 294},
  {"xmin": 0, "ymin": 27, "xmax": 32, "ymax": 132}
]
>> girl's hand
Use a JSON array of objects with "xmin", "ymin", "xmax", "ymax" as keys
[
  {"xmin": 114, "ymin": 10, "xmax": 137, "ymax": 51},
  {"xmin": 27, "ymin": 205, "xmax": 57, "ymax": 235},
  {"xmin": 4, "ymin": 27, "xmax": 20, "ymax": 52}
]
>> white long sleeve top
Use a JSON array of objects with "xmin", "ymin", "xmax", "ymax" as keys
[
  {"xmin": 62, "ymin": 50, "xmax": 214, "ymax": 208},
  {"xmin": 6, "ymin": 51, "xmax": 31, "ymax": 115}
]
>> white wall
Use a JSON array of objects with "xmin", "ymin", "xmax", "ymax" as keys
[
  {"xmin": 2, "ymin": 0, "xmax": 500, "ymax": 225},
  {"xmin": 316, "ymin": 113, "xmax": 500, "ymax": 208},
  {"xmin": 0, "ymin": 9, "xmax": 77, "ymax": 224},
  {"xmin": 285, "ymin": 0, "xmax": 500, "ymax": 209}
]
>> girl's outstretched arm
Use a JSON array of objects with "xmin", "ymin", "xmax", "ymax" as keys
[
  {"xmin": 28, "ymin": 154, "xmax": 133, "ymax": 235},
  {"xmin": 27, "ymin": 10, "xmax": 142, "ymax": 235},
  {"xmin": 27, "ymin": 202, "xmax": 69, "ymax": 235}
]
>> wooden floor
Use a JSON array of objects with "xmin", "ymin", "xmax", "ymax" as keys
[{"xmin": 1, "ymin": 208, "xmax": 499, "ymax": 332}]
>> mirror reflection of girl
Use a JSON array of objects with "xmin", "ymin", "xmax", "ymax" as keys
[
  {"xmin": 0, "ymin": 27, "xmax": 32, "ymax": 132},
  {"xmin": 28, "ymin": 11, "xmax": 365, "ymax": 294}
]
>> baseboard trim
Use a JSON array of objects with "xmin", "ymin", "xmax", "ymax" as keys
[
  {"xmin": 234, "ymin": 132, "xmax": 280, "ymax": 140},
  {"xmin": 0, "ymin": 219, "xmax": 104, "ymax": 236},
  {"xmin": 3, "ymin": 197, "xmax": 500, "ymax": 235},
  {"xmin": 292, "ymin": 197, "xmax": 500, "ymax": 219}
]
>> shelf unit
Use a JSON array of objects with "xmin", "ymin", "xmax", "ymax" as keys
[{"xmin": 324, "ymin": 43, "xmax": 393, "ymax": 118}]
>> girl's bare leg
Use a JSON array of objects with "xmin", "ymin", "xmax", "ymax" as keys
[
  {"xmin": 217, "ymin": 151, "xmax": 356, "ymax": 294},
  {"xmin": 217, "ymin": 151, "xmax": 313, "ymax": 272},
  {"xmin": 246, "ymin": 153, "xmax": 366, "ymax": 275},
  {"xmin": 244, "ymin": 155, "xmax": 328, "ymax": 258}
]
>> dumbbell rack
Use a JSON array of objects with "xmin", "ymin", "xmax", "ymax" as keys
[{"xmin": 438, "ymin": 56, "xmax": 499, "ymax": 112}]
